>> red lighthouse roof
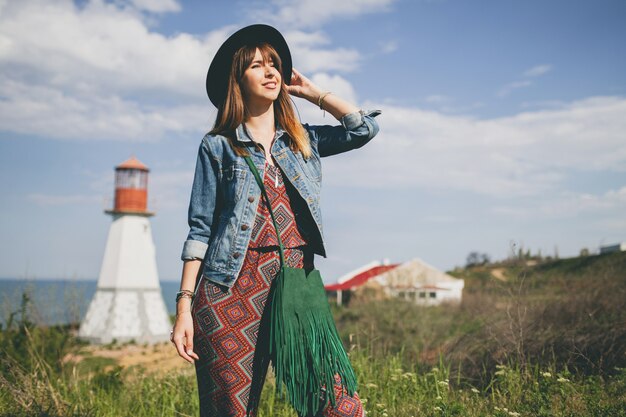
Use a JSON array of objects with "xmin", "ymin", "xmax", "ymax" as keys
[{"xmin": 116, "ymin": 156, "xmax": 149, "ymax": 171}]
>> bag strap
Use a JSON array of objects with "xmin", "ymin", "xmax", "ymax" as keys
[{"xmin": 243, "ymin": 155, "xmax": 286, "ymax": 267}]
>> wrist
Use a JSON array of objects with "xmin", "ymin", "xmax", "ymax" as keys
[
  {"xmin": 304, "ymin": 87, "xmax": 323, "ymax": 104},
  {"xmin": 176, "ymin": 298, "xmax": 192, "ymax": 312}
]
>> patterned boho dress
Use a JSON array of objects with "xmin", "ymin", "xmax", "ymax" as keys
[{"xmin": 192, "ymin": 160, "xmax": 365, "ymax": 417}]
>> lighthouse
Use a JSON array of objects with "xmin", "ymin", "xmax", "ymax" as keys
[{"xmin": 79, "ymin": 156, "xmax": 171, "ymax": 344}]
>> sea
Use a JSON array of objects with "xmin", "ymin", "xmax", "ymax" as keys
[{"xmin": 0, "ymin": 278, "xmax": 180, "ymax": 326}]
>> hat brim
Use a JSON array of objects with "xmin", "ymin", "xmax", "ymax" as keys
[{"xmin": 206, "ymin": 24, "xmax": 292, "ymax": 108}]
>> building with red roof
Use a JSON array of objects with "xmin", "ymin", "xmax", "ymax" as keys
[{"xmin": 325, "ymin": 258, "xmax": 465, "ymax": 306}]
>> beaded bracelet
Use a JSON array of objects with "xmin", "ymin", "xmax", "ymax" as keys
[{"xmin": 176, "ymin": 289, "xmax": 195, "ymax": 303}]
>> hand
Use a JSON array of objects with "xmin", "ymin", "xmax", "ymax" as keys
[
  {"xmin": 286, "ymin": 68, "xmax": 322, "ymax": 102},
  {"xmin": 171, "ymin": 311, "xmax": 200, "ymax": 364}
]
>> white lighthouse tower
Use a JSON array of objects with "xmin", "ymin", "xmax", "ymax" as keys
[{"xmin": 79, "ymin": 156, "xmax": 171, "ymax": 344}]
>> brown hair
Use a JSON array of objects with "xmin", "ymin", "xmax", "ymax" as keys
[{"xmin": 209, "ymin": 42, "xmax": 312, "ymax": 159}]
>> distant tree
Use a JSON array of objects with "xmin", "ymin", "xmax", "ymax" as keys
[
  {"xmin": 466, "ymin": 252, "xmax": 480, "ymax": 267},
  {"xmin": 580, "ymin": 247, "xmax": 590, "ymax": 257},
  {"xmin": 466, "ymin": 251, "xmax": 491, "ymax": 267}
]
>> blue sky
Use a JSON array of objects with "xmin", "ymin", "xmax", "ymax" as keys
[{"xmin": 0, "ymin": 0, "xmax": 625, "ymax": 282}]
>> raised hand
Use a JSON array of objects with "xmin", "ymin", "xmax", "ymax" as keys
[{"xmin": 286, "ymin": 68, "xmax": 322, "ymax": 101}]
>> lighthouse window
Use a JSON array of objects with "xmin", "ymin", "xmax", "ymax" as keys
[{"xmin": 116, "ymin": 170, "xmax": 148, "ymax": 189}]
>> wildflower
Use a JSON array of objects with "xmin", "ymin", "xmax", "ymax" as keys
[
  {"xmin": 376, "ymin": 403, "xmax": 385, "ymax": 409},
  {"xmin": 496, "ymin": 364, "xmax": 507, "ymax": 369},
  {"xmin": 494, "ymin": 406, "xmax": 501, "ymax": 411},
  {"xmin": 434, "ymin": 406, "xmax": 442, "ymax": 412},
  {"xmin": 557, "ymin": 377, "xmax": 569, "ymax": 383},
  {"xmin": 365, "ymin": 383, "xmax": 378, "ymax": 389},
  {"xmin": 431, "ymin": 367, "xmax": 439, "ymax": 373},
  {"xmin": 436, "ymin": 395, "xmax": 442, "ymax": 400},
  {"xmin": 508, "ymin": 412, "xmax": 520, "ymax": 416},
  {"xmin": 438, "ymin": 380, "xmax": 449, "ymax": 387},
  {"xmin": 541, "ymin": 372, "xmax": 552, "ymax": 377},
  {"xmin": 503, "ymin": 407, "xmax": 509, "ymax": 412},
  {"xmin": 495, "ymin": 369, "xmax": 506, "ymax": 375},
  {"xmin": 383, "ymin": 413, "xmax": 388, "ymax": 417},
  {"xmin": 471, "ymin": 387, "xmax": 480, "ymax": 394},
  {"xmin": 361, "ymin": 398, "xmax": 368, "ymax": 404}
]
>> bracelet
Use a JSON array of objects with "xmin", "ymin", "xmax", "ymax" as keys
[
  {"xmin": 176, "ymin": 290, "xmax": 195, "ymax": 303},
  {"xmin": 318, "ymin": 91, "xmax": 332, "ymax": 110}
]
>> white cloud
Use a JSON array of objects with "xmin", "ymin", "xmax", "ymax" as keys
[
  {"xmin": 491, "ymin": 187, "xmax": 626, "ymax": 221},
  {"xmin": 248, "ymin": 0, "xmax": 395, "ymax": 29},
  {"xmin": 496, "ymin": 64, "xmax": 552, "ymax": 98},
  {"xmin": 0, "ymin": 1, "xmax": 362, "ymax": 141},
  {"xmin": 0, "ymin": 77, "xmax": 209, "ymax": 140},
  {"xmin": 0, "ymin": 0, "xmax": 220, "ymax": 97},
  {"xmin": 496, "ymin": 80, "xmax": 532, "ymax": 97},
  {"xmin": 323, "ymin": 95, "xmax": 626, "ymax": 197},
  {"xmin": 523, "ymin": 64, "xmax": 552, "ymax": 77},
  {"xmin": 425, "ymin": 94, "xmax": 452, "ymax": 104},
  {"xmin": 310, "ymin": 73, "xmax": 358, "ymax": 104},
  {"xmin": 378, "ymin": 40, "xmax": 398, "ymax": 54},
  {"xmin": 127, "ymin": 0, "xmax": 180, "ymax": 13},
  {"xmin": 286, "ymin": 29, "xmax": 362, "ymax": 73}
]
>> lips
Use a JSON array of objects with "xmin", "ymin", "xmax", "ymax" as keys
[{"xmin": 263, "ymin": 81, "xmax": 277, "ymax": 88}]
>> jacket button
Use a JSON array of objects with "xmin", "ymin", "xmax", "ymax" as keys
[
  {"xmin": 248, "ymin": 196, "xmax": 254, "ymax": 202},
  {"xmin": 233, "ymin": 252, "xmax": 240, "ymax": 259},
  {"xmin": 241, "ymin": 224, "xmax": 249, "ymax": 231}
]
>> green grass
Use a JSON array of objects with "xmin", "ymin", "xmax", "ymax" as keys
[
  {"xmin": 1, "ymin": 252, "xmax": 625, "ymax": 416},
  {"xmin": 2, "ymin": 334, "xmax": 624, "ymax": 417}
]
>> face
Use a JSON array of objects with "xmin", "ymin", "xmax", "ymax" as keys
[{"xmin": 240, "ymin": 48, "xmax": 282, "ymax": 104}]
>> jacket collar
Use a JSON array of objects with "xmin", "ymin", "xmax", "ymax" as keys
[{"xmin": 235, "ymin": 122, "xmax": 285, "ymax": 144}]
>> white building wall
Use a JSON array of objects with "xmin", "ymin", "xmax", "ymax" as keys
[
  {"xmin": 79, "ymin": 213, "xmax": 170, "ymax": 344},
  {"xmin": 98, "ymin": 215, "xmax": 160, "ymax": 289}
]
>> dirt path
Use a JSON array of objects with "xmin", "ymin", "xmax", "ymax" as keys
[
  {"xmin": 491, "ymin": 268, "xmax": 507, "ymax": 281},
  {"xmin": 66, "ymin": 341, "xmax": 193, "ymax": 375}
]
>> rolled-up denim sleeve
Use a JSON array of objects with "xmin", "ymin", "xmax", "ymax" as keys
[
  {"xmin": 305, "ymin": 109, "xmax": 382, "ymax": 157},
  {"xmin": 181, "ymin": 138, "xmax": 218, "ymax": 261}
]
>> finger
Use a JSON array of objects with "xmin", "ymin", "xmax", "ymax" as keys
[
  {"xmin": 174, "ymin": 337, "xmax": 194, "ymax": 364},
  {"xmin": 185, "ymin": 330, "xmax": 200, "ymax": 360}
]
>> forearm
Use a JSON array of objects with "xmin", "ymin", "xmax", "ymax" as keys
[
  {"xmin": 178, "ymin": 259, "xmax": 202, "ymax": 314},
  {"xmin": 302, "ymin": 88, "xmax": 360, "ymax": 121}
]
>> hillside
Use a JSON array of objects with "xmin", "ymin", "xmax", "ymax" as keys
[{"xmin": 334, "ymin": 251, "xmax": 626, "ymax": 384}]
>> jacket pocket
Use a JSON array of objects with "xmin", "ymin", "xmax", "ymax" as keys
[
  {"xmin": 220, "ymin": 163, "xmax": 247, "ymax": 206},
  {"xmin": 294, "ymin": 151, "xmax": 321, "ymax": 182}
]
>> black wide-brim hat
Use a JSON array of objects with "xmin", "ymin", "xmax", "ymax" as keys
[{"xmin": 206, "ymin": 24, "xmax": 292, "ymax": 108}]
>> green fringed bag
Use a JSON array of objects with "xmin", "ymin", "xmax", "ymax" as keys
[{"xmin": 243, "ymin": 155, "xmax": 357, "ymax": 417}]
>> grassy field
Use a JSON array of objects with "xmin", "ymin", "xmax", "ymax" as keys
[{"xmin": 1, "ymin": 252, "xmax": 625, "ymax": 416}]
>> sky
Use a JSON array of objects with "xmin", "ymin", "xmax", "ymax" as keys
[{"xmin": 0, "ymin": 0, "xmax": 625, "ymax": 283}]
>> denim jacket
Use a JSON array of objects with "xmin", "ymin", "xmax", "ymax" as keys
[{"xmin": 181, "ymin": 109, "xmax": 382, "ymax": 288}]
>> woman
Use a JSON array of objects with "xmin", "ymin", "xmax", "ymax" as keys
[{"xmin": 171, "ymin": 24, "xmax": 381, "ymax": 417}]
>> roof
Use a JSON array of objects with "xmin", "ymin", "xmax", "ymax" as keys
[
  {"xmin": 116, "ymin": 156, "xmax": 149, "ymax": 171},
  {"xmin": 324, "ymin": 262, "xmax": 401, "ymax": 291},
  {"xmin": 374, "ymin": 257, "xmax": 464, "ymax": 288}
]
